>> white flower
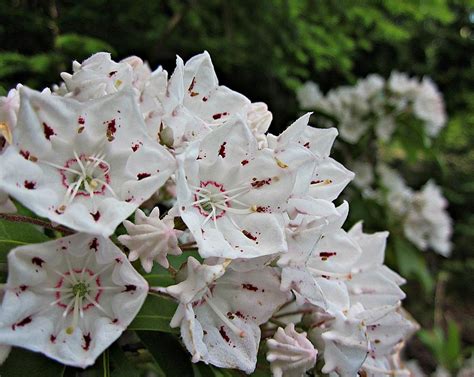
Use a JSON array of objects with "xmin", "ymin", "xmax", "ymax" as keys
[
  {"xmin": 347, "ymin": 222, "xmax": 406, "ymax": 309},
  {"xmin": 145, "ymin": 52, "xmax": 251, "ymax": 149},
  {"xmin": 269, "ymin": 113, "xmax": 353, "ymax": 201},
  {"xmin": 404, "ymin": 181, "xmax": 453, "ymax": 256},
  {"xmin": 0, "ymin": 87, "xmax": 175, "ymax": 236},
  {"xmin": 0, "ymin": 85, "xmax": 22, "ymax": 151},
  {"xmin": 160, "ymin": 257, "xmax": 289, "ymax": 374},
  {"xmin": 118, "ymin": 208, "xmax": 182, "ymax": 272},
  {"xmin": 350, "ymin": 161, "xmax": 375, "ymax": 194},
  {"xmin": 0, "ymin": 233, "xmax": 148, "ymax": 368},
  {"xmin": 245, "ymin": 102, "xmax": 272, "ymax": 149},
  {"xmin": 279, "ymin": 227, "xmax": 355, "ymax": 313},
  {"xmin": 414, "ymin": 77, "xmax": 447, "ymax": 137},
  {"xmin": 318, "ymin": 304, "xmax": 417, "ymax": 377},
  {"xmin": 363, "ymin": 350, "xmax": 413, "ymax": 377},
  {"xmin": 320, "ymin": 305, "xmax": 369, "ymax": 377},
  {"xmin": 296, "ymin": 81, "xmax": 322, "ymax": 110},
  {"xmin": 60, "ymin": 53, "xmax": 135, "ymax": 101},
  {"xmin": 177, "ymin": 116, "xmax": 301, "ymax": 259},
  {"xmin": 377, "ymin": 164, "xmax": 413, "ymax": 216},
  {"xmin": 266, "ymin": 323, "xmax": 317, "ymax": 377}
]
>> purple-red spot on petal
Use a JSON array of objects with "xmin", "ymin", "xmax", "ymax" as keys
[
  {"xmin": 50, "ymin": 335, "xmax": 57, "ymax": 343},
  {"xmin": 131, "ymin": 143, "xmax": 140, "ymax": 152},
  {"xmin": 89, "ymin": 238, "xmax": 99, "ymax": 252},
  {"xmin": 218, "ymin": 142, "xmax": 226, "ymax": 158},
  {"xmin": 124, "ymin": 284, "xmax": 136, "ymax": 292},
  {"xmin": 242, "ymin": 283, "xmax": 258, "ymax": 292},
  {"xmin": 20, "ymin": 150, "xmax": 30, "ymax": 160},
  {"xmin": 242, "ymin": 230, "xmax": 257, "ymax": 241},
  {"xmin": 91, "ymin": 211, "xmax": 101, "ymax": 221},
  {"xmin": 251, "ymin": 178, "xmax": 271, "ymax": 188},
  {"xmin": 108, "ymin": 71, "xmax": 117, "ymax": 77},
  {"xmin": 241, "ymin": 160, "xmax": 249, "ymax": 166},
  {"xmin": 78, "ymin": 116, "xmax": 85, "ymax": 125},
  {"xmin": 12, "ymin": 316, "xmax": 32, "ymax": 330},
  {"xmin": 219, "ymin": 326, "xmax": 231, "ymax": 343},
  {"xmin": 212, "ymin": 112, "xmax": 229, "ymax": 120},
  {"xmin": 24, "ymin": 180, "xmax": 36, "ymax": 190},
  {"xmin": 43, "ymin": 122, "xmax": 55, "ymax": 140},
  {"xmin": 32, "ymin": 257, "xmax": 45, "ymax": 267},
  {"xmin": 137, "ymin": 172, "xmax": 151, "ymax": 180},
  {"xmin": 105, "ymin": 119, "xmax": 117, "ymax": 141},
  {"xmin": 82, "ymin": 333, "xmax": 92, "ymax": 351},
  {"xmin": 188, "ymin": 77, "xmax": 198, "ymax": 95},
  {"xmin": 303, "ymin": 141, "xmax": 310, "ymax": 148},
  {"xmin": 320, "ymin": 251, "xmax": 336, "ymax": 261}
]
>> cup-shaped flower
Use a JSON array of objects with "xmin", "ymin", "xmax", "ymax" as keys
[
  {"xmin": 177, "ymin": 116, "xmax": 303, "ymax": 259},
  {"xmin": 0, "ymin": 87, "xmax": 176, "ymax": 236},
  {"xmin": 160, "ymin": 257, "xmax": 290, "ymax": 373},
  {"xmin": 266, "ymin": 323, "xmax": 317, "ymax": 377},
  {"xmin": 0, "ymin": 233, "xmax": 148, "ymax": 368}
]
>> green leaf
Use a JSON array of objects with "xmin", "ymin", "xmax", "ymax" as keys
[
  {"xmin": 138, "ymin": 331, "xmax": 194, "ymax": 377},
  {"xmin": 109, "ymin": 344, "xmax": 140, "ymax": 377},
  {"xmin": 0, "ymin": 347, "xmax": 65, "ymax": 377},
  {"xmin": 445, "ymin": 319, "xmax": 461, "ymax": 369},
  {"xmin": 55, "ymin": 33, "xmax": 117, "ymax": 59},
  {"xmin": 192, "ymin": 363, "xmax": 236, "ymax": 377},
  {"xmin": 393, "ymin": 236, "xmax": 434, "ymax": 294},
  {"xmin": 143, "ymin": 273, "xmax": 174, "ymax": 287},
  {"xmin": 128, "ymin": 294, "xmax": 178, "ymax": 333},
  {"xmin": 0, "ymin": 219, "xmax": 49, "ymax": 262}
]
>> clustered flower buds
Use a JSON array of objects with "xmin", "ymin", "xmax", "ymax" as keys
[{"xmin": 0, "ymin": 51, "xmax": 418, "ymax": 375}]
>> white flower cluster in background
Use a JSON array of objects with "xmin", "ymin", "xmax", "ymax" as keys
[
  {"xmin": 378, "ymin": 165, "xmax": 453, "ymax": 257},
  {"xmin": 297, "ymin": 72, "xmax": 447, "ymax": 144},
  {"xmin": 0, "ymin": 52, "xmax": 418, "ymax": 375}
]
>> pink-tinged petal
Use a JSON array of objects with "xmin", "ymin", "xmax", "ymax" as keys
[
  {"xmin": 118, "ymin": 208, "xmax": 182, "ymax": 272},
  {"xmin": 266, "ymin": 323, "xmax": 317, "ymax": 377}
]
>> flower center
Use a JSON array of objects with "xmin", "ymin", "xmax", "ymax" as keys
[
  {"xmin": 72, "ymin": 281, "xmax": 89, "ymax": 298},
  {"xmin": 38, "ymin": 149, "xmax": 118, "ymax": 213},
  {"xmin": 191, "ymin": 181, "xmax": 254, "ymax": 227}
]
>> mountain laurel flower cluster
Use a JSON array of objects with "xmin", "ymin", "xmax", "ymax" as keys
[
  {"xmin": 0, "ymin": 52, "xmax": 417, "ymax": 375},
  {"xmin": 297, "ymin": 74, "xmax": 453, "ymax": 260},
  {"xmin": 378, "ymin": 165, "xmax": 453, "ymax": 257},
  {"xmin": 297, "ymin": 72, "xmax": 447, "ymax": 144}
]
